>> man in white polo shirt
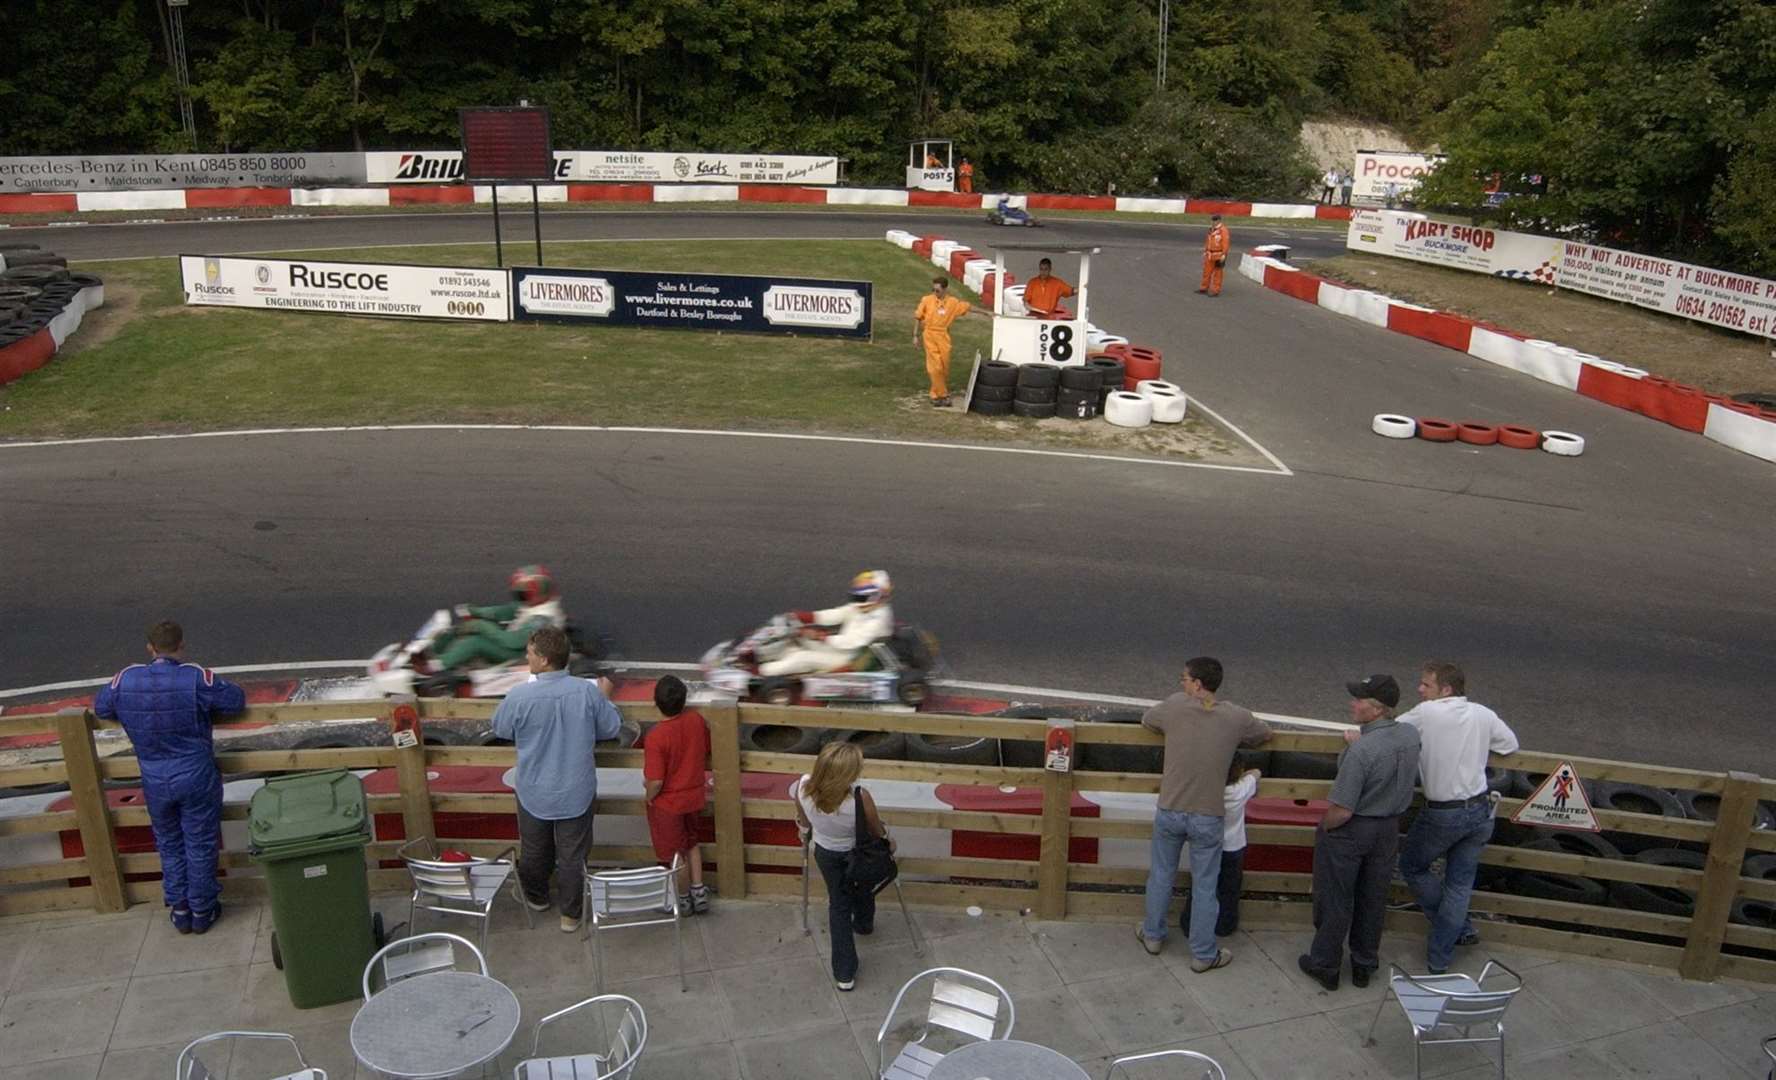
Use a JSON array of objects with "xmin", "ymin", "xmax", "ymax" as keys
[{"xmin": 1397, "ymin": 662, "xmax": 1519, "ymax": 974}]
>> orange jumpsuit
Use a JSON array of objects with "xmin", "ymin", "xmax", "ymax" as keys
[
  {"xmin": 1021, "ymin": 274, "xmax": 1074, "ymax": 317},
  {"xmin": 1201, "ymin": 221, "xmax": 1230, "ymax": 296},
  {"xmin": 914, "ymin": 293, "xmax": 971, "ymax": 401},
  {"xmin": 958, "ymin": 161, "xmax": 974, "ymax": 194}
]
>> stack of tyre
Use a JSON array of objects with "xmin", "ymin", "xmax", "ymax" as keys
[{"xmin": 0, "ymin": 244, "xmax": 101, "ymax": 357}]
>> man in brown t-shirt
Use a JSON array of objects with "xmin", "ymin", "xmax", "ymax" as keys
[{"xmin": 1137, "ymin": 656, "xmax": 1272, "ymax": 971}]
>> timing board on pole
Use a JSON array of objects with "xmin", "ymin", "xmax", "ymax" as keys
[{"xmin": 1510, "ymin": 761, "xmax": 1600, "ymax": 832}]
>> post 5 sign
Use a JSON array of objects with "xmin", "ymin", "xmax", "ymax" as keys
[{"xmin": 990, "ymin": 316, "xmax": 1087, "ymax": 366}]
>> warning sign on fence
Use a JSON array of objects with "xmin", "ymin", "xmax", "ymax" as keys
[{"xmin": 1510, "ymin": 761, "xmax": 1600, "ymax": 832}]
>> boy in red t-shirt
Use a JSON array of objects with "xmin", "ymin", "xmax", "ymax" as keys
[{"xmin": 643, "ymin": 675, "xmax": 711, "ymax": 913}]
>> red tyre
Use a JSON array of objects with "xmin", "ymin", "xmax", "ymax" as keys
[
  {"xmin": 1416, "ymin": 417, "xmax": 1458, "ymax": 442},
  {"xmin": 1497, "ymin": 424, "xmax": 1540, "ymax": 449},
  {"xmin": 1456, "ymin": 422, "xmax": 1500, "ymax": 446}
]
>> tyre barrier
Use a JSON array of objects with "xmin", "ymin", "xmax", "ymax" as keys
[
  {"xmin": 1016, "ymin": 362, "xmax": 1061, "ymax": 389},
  {"xmin": 1456, "ymin": 422, "xmax": 1500, "ymax": 446},
  {"xmin": 1268, "ymin": 750, "xmax": 1339, "ymax": 781},
  {"xmin": 972, "ymin": 398, "xmax": 1013, "ymax": 416},
  {"xmin": 977, "ymin": 359, "xmax": 1018, "ymax": 387},
  {"xmin": 1511, "ymin": 831, "xmax": 1622, "ymax": 905},
  {"xmin": 1589, "ymin": 781, "xmax": 1689, "ymax": 855},
  {"xmin": 1059, "ymin": 365, "xmax": 1102, "ymax": 391},
  {"xmin": 1134, "ymin": 378, "xmax": 1180, "ymax": 397},
  {"xmin": 1074, "ymin": 708, "xmax": 1162, "ymax": 774},
  {"xmin": 1104, "ymin": 391, "xmax": 1153, "ymax": 428},
  {"xmin": 1416, "ymin": 417, "xmax": 1459, "ymax": 442},
  {"xmin": 741, "ymin": 722, "xmax": 827, "ymax": 756},
  {"xmin": 1670, "ymin": 789, "xmax": 1776, "ymax": 836},
  {"xmin": 1606, "ymin": 847, "xmax": 1706, "ymax": 917},
  {"xmin": 1145, "ymin": 387, "xmax": 1188, "ymax": 424},
  {"xmin": 971, "ymin": 384, "xmax": 1014, "ymax": 402},
  {"xmin": 1542, "ymin": 430, "xmax": 1586, "ymax": 456},
  {"xmin": 905, "ymin": 731, "xmax": 1000, "ymax": 766},
  {"xmin": 1012, "ymin": 398, "xmax": 1057, "ymax": 418},
  {"xmin": 1371, "ymin": 413, "xmax": 1416, "ymax": 439},
  {"xmin": 1497, "ymin": 424, "xmax": 1541, "ymax": 449},
  {"xmin": 1055, "ymin": 386, "xmax": 1100, "ymax": 419},
  {"xmin": 839, "ymin": 728, "xmax": 908, "ymax": 760},
  {"xmin": 1119, "ymin": 347, "xmax": 1162, "ymax": 389},
  {"xmin": 1013, "ymin": 384, "xmax": 1058, "ymax": 404}
]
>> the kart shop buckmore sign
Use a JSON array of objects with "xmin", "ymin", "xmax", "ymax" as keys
[
  {"xmin": 511, "ymin": 266, "xmax": 872, "ymax": 339},
  {"xmin": 179, "ymin": 255, "xmax": 510, "ymax": 321}
]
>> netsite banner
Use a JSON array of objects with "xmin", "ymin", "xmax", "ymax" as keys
[
  {"xmin": 0, "ymin": 153, "xmax": 366, "ymax": 193},
  {"xmin": 1346, "ymin": 210, "xmax": 1562, "ymax": 282},
  {"xmin": 179, "ymin": 255, "xmax": 510, "ymax": 321},
  {"xmin": 1557, "ymin": 243, "xmax": 1776, "ymax": 339},
  {"xmin": 1352, "ymin": 150, "xmax": 1445, "ymax": 201},
  {"xmin": 363, "ymin": 149, "xmax": 840, "ymax": 185},
  {"xmin": 511, "ymin": 266, "xmax": 871, "ymax": 339}
]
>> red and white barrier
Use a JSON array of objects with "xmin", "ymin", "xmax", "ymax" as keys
[
  {"xmin": 0, "ymin": 281, "xmax": 105, "ymax": 387},
  {"xmin": 1239, "ymin": 249, "xmax": 1776, "ymax": 463}
]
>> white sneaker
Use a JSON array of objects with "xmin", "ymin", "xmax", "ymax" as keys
[
  {"xmin": 835, "ymin": 978, "xmax": 855, "ymax": 991},
  {"xmin": 560, "ymin": 914, "xmax": 581, "ymax": 933},
  {"xmin": 524, "ymin": 897, "xmax": 551, "ymax": 912}
]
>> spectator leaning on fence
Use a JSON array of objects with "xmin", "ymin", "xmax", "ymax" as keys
[
  {"xmin": 1137, "ymin": 656, "xmax": 1272, "ymax": 972},
  {"xmin": 492, "ymin": 625, "xmax": 622, "ymax": 933},
  {"xmin": 1397, "ymin": 662, "xmax": 1519, "ymax": 974},
  {"xmin": 94, "ymin": 620, "xmax": 245, "ymax": 935},
  {"xmin": 643, "ymin": 674, "xmax": 711, "ymax": 916},
  {"xmin": 1299, "ymin": 674, "xmax": 1421, "ymax": 992}
]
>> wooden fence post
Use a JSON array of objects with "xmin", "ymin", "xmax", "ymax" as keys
[
  {"xmin": 389, "ymin": 696, "xmax": 435, "ymax": 848},
  {"xmin": 1035, "ymin": 721, "xmax": 1075, "ymax": 919},
  {"xmin": 709, "ymin": 702, "xmax": 746, "ymax": 900},
  {"xmin": 1680, "ymin": 770, "xmax": 1762, "ymax": 981},
  {"xmin": 56, "ymin": 708, "xmax": 128, "ymax": 913}
]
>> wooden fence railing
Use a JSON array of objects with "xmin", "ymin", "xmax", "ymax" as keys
[{"xmin": 1, "ymin": 697, "xmax": 1771, "ymax": 985}]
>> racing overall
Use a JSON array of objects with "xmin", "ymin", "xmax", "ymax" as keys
[
  {"xmin": 94, "ymin": 657, "xmax": 245, "ymax": 915},
  {"xmin": 433, "ymin": 598, "xmax": 565, "ymax": 669},
  {"xmin": 760, "ymin": 602, "xmax": 895, "ymax": 676},
  {"xmin": 1201, "ymin": 221, "xmax": 1230, "ymax": 296}
]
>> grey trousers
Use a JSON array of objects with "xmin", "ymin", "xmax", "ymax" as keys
[
  {"xmin": 517, "ymin": 801, "xmax": 594, "ymax": 919},
  {"xmin": 1308, "ymin": 814, "xmax": 1400, "ymax": 972}
]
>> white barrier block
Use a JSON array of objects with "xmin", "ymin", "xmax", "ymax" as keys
[
  {"xmin": 1467, "ymin": 327, "xmax": 1581, "ymax": 390},
  {"xmin": 46, "ymin": 294, "xmax": 87, "ymax": 349},
  {"xmin": 1251, "ymin": 203, "xmax": 1318, "ymax": 219},
  {"xmin": 1317, "ymin": 281, "xmax": 1356, "ymax": 317},
  {"xmin": 1349, "ymin": 291, "xmax": 1392, "ymax": 327},
  {"xmin": 930, "ymin": 240, "xmax": 961, "ymax": 268},
  {"xmin": 1002, "ymin": 283, "xmax": 1029, "ymax": 316},
  {"xmin": 962, "ymin": 258, "xmax": 994, "ymax": 291},
  {"xmin": 1703, "ymin": 403, "xmax": 1776, "ymax": 464},
  {"xmin": 76, "ymin": 190, "xmax": 187, "ymax": 212},
  {"xmin": 1115, "ymin": 197, "xmax": 1189, "ymax": 214},
  {"xmin": 1238, "ymin": 252, "xmax": 1267, "ymax": 283},
  {"xmin": 291, "ymin": 188, "xmax": 391, "ymax": 207},
  {"xmin": 468, "ymin": 185, "xmax": 569, "ymax": 203},
  {"xmin": 651, "ymin": 184, "xmax": 740, "ymax": 202},
  {"xmin": 826, "ymin": 188, "xmax": 909, "ymax": 206},
  {"xmin": 76, "ymin": 281, "xmax": 105, "ymax": 311}
]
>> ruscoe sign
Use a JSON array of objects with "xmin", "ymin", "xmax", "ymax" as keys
[
  {"xmin": 179, "ymin": 255, "xmax": 510, "ymax": 321},
  {"xmin": 511, "ymin": 266, "xmax": 870, "ymax": 338}
]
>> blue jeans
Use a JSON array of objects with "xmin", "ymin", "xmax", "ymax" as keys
[
  {"xmin": 1400, "ymin": 801, "xmax": 1494, "ymax": 971},
  {"xmin": 1143, "ymin": 809, "xmax": 1224, "ymax": 962}
]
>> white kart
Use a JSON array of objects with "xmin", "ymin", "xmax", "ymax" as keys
[
  {"xmin": 368, "ymin": 609, "xmax": 605, "ymax": 697},
  {"xmin": 699, "ymin": 613, "xmax": 940, "ymax": 707}
]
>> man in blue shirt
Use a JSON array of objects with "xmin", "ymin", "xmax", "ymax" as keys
[
  {"xmin": 94, "ymin": 621, "xmax": 245, "ymax": 934},
  {"xmin": 492, "ymin": 625, "xmax": 622, "ymax": 931}
]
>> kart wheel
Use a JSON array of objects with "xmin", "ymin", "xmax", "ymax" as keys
[
  {"xmin": 414, "ymin": 673, "xmax": 462, "ymax": 698},
  {"xmin": 896, "ymin": 676, "xmax": 929, "ymax": 707},
  {"xmin": 987, "ymin": 213, "xmax": 1002, "ymax": 225},
  {"xmin": 758, "ymin": 678, "xmax": 796, "ymax": 706}
]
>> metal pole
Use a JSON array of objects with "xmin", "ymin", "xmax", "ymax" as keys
[
  {"xmin": 531, "ymin": 182, "xmax": 543, "ymax": 265},
  {"xmin": 1156, "ymin": 0, "xmax": 1169, "ymax": 91},
  {"xmin": 491, "ymin": 186, "xmax": 504, "ymax": 268},
  {"xmin": 168, "ymin": 0, "xmax": 197, "ymax": 148}
]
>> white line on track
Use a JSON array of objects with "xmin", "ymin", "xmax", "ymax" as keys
[
  {"xmin": 0, "ymin": 657, "xmax": 1349, "ymax": 730},
  {"xmin": 0, "ymin": 423, "xmax": 1293, "ymax": 476}
]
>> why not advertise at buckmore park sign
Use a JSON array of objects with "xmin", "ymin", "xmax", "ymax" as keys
[
  {"xmin": 511, "ymin": 267, "xmax": 872, "ymax": 339},
  {"xmin": 179, "ymin": 256, "xmax": 510, "ymax": 321}
]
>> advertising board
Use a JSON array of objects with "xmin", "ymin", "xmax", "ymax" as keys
[
  {"xmin": 0, "ymin": 153, "xmax": 367, "ymax": 193},
  {"xmin": 179, "ymin": 255, "xmax": 510, "ymax": 321},
  {"xmin": 510, "ymin": 266, "xmax": 871, "ymax": 339},
  {"xmin": 363, "ymin": 150, "xmax": 840, "ymax": 185},
  {"xmin": 1346, "ymin": 211, "xmax": 1562, "ymax": 283},
  {"xmin": 1558, "ymin": 243, "xmax": 1776, "ymax": 339},
  {"xmin": 1352, "ymin": 150, "xmax": 1445, "ymax": 201}
]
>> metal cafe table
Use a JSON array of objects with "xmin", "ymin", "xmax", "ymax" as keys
[
  {"xmin": 926, "ymin": 1039, "xmax": 1092, "ymax": 1080},
  {"xmin": 351, "ymin": 970, "xmax": 521, "ymax": 1079}
]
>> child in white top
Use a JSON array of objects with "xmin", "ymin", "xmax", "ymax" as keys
[{"xmin": 1186, "ymin": 758, "xmax": 1261, "ymax": 938}]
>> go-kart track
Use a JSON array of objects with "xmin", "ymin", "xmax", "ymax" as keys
[{"xmin": 2, "ymin": 207, "xmax": 1774, "ymax": 773}]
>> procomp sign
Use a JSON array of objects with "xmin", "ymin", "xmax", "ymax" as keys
[
  {"xmin": 512, "ymin": 267, "xmax": 871, "ymax": 339},
  {"xmin": 179, "ymin": 256, "xmax": 510, "ymax": 321},
  {"xmin": 1352, "ymin": 150, "xmax": 1445, "ymax": 201}
]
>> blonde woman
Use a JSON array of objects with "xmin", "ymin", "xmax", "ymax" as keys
[{"xmin": 792, "ymin": 741, "xmax": 893, "ymax": 990}]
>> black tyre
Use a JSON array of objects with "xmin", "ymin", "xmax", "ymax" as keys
[
  {"xmin": 1744, "ymin": 853, "xmax": 1776, "ymax": 880},
  {"xmin": 1059, "ymin": 366, "xmax": 1101, "ymax": 391},
  {"xmin": 840, "ymin": 728, "xmax": 907, "ymax": 760},
  {"xmin": 0, "ymin": 252, "xmax": 66, "ymax": 268},
  {"xmin": 1076, "ymin": 709, "xmax": 1163, "ymax": 774},
  {"xmin": 1012, "ymin": 399, "xmax": 1056, "ymax": 419},
  {"xmin": 1511, "ymin": 834, "xmax": 1618, "ymax": 906},
  {"xmin": 1013, "ymin": 384, "xmax": 1057, "ymax": 404},
  {"xmin": 1086, "ymin": 357, "xmax": 1124, "ymax": 386},
  {"xmin": 977, "ymin": 360, "xmax": 1018, "ymax": 387},
  {"xmin": 906, "ymin": 731, "xmax": 998, "ymax": 766},
  {"xmin": 1590, "ymin": 781, "xmax": 1687, "ymax": 854},
  {"xmin": 1, "ymin": 266, "xmax": 69, "ymax": 286},
  {"xmin": 896, "ymin": 675, "xmax": 929, "ymax": 707},
  {"xmin": 1729, "ymin": 896, "xmax": 1775, "ymax": 928},
  {"xmin": 421, "ymin": 728, "xmax": 469, "ymax": 746},
  {"xmin": 972, "ymin": 398, "xmax": 1013, "ymax": 416},
  {"xmin": 971, "ymin": 384, "xmax": 1014, "ymax": 403},
  {"xmin": 756, "ymin": 678, "xmax": 797, "ymax": 707},
  {"xmin": 0, "ymin": 286, "xmax": 39, "ymax": 304},
  {"xmin": 1016, "ymin": 362, "xmax": 1061, "ymax": 389},
  {"xmin": 566, "ymin": 656, "xmax": 604, "ymax": 679},
  {"xmin": 414, "ymin": 673, "xmax": 463, "ymax": 698},
  {"xmin": 1269, "ymin": 750, "xmax": 1339, "ymax": 781},
  {"xmin": 741, "ymin": 721, "xmax": 825, "ymax": 756},
  {"xmin": 597, "ymin": 718, "xmax": 641, "ymax": 749},
  {"xmin": 1731, "ymin": 391, "xmax": 1776, "ymax": 410},
  {"xmin": 1606, "ymin": 848, "xmax": 1704, "ymax": 917},
  {"xmin": 987, "ymin": 213, "xmax": 1003, "ymax": 225},
  {"xmin": 1054, "ymin": 395, "xmax": 1098, "ymax": 420},
  {"xmin": 67, "ymin": 272, "xmax": 104, "ymax": 290},
  {"xmin": 1486, "ymin": 766, "xmax": 1522, "ymax": 795},
  {"xmin": 1671, "ymin": 788, "xmax": 1776, "ymax": 831}
]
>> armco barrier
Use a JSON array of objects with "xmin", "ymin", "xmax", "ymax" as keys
[
  {"xmin": 1240, "ymin": 250, "xmax": 1776, "ymax": 465},
  {"xmin": 3, "ymin": 695, "xmax": 1773, "ymax": 985}
]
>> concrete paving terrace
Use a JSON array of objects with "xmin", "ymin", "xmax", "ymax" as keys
[{"xmin": 1, "ymin": 892, "xmax": 1773, "ymax": 1080}]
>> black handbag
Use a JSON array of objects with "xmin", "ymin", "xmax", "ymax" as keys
[{"xmin": 843, "ymin": 785, "xmax": 898, "ymax": 897}]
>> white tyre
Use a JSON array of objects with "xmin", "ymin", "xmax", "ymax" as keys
[
  {"xmin": 1147, "ymin": 388, "xmax": 1188, "ymax": 423},
  {"xmin": 1541, "ymin": 430, "xmax": 1586, "ymax": 457},
  {"xmin": 1135, "ymin": 378, "xmax": 1181, "ymax": 397},
  {"xmin": 1104, "ymin": 391, "xmax": 1153, "ymax": 428},
  {"xmin": 1371, "ymin": 413, "xmax": 1417, "ymax": 439}
]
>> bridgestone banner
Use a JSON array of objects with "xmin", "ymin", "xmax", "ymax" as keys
[
  {"xmin": 179, "ymin": 255, "xmax": 510, "ymax": 321},
  {"xmin": 1346, "ymin": 210, "xmax": 1562, "ymax": 282},
  {"xmin": 0, "ymin": 153, "xmax": 367, "ymax": 193},
  {"xmin": 1558, "ymin": 243, "xmax": 1776, "ymax": 339},
  {"xmin": 364, "ymin": 150, "xmax": 841, "ymax": 185},
  {"xmin": 511, "ymin": 266, "xmax": 871, "ymax": 339}
]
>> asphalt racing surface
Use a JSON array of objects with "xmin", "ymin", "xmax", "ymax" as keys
[{"xmin": 3, "ymin": 209, "xmax": 1773, "ymax": 772}]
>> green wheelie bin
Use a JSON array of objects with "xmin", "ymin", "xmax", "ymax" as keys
[{"xmin": 249, "ymin": 769, "xmax": 380, "ymax": 1008}]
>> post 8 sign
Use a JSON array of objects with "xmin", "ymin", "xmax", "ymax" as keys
[
  {"xmin": 991, "ymin": 317, "xmax": 1086, "ymax": 366},
  {"xmin": 512, "ymin": 266, "xmax": 871, "ymax": 339}
]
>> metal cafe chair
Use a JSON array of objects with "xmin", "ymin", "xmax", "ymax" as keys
[
  {"xmin": 1103, "ymin": 1048, "xmax": 1227, "ymax": 1079},
  {"xmin": 1363, "ymin": 960, "xmax": 1523, "ymax": 1079},
  {"xmin": 398, "ymin": 837, "xmax": 532, "ymax": 951},
  {"xmin": 875, "ymin": 967, "xmax": 1015, "ymax": 1080},
  {"xmin": 511, "ymin": 994, "xmax": 647, "ymax": 1080},
  {"xmin": 175, "ymin": 1031, "xmax": 327, "ymax": 1080},
  {"xmin": 583, "ymin": 853, "xmax": 687, "ymax": 992},
  {"xmin": 362, "ymin": 931, "xmax": 488, "ymax": 1000}
]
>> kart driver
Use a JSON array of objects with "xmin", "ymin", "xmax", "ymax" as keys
[
  {"xmin": 427, "ymin": 565, "xmax": 566, "ymax": 671},
  {"xmin": 760, "ymin": 570, "xmax": 895, "ymax": 676}
]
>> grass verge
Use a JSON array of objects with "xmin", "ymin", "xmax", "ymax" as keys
[
  {"xmin": 0, "ymin": 238, "xmax": 1255, "ymax": 463},
  {"xmin": 1308, "ymin": 253, "xmax": 1776, "ymax": 396}
]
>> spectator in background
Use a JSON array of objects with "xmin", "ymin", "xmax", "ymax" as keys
[
  {"xmin": 1397, "ymin": 662, "xmax": 1518, "ymax": 974},
  {"xmin": 793, "ymin": 742, "xmax": 894, "ymax": 991},
  {"xmin": 1299, "ymin": 675, "xmax": 1420, "ymax": 991},
  {"xmin": 1321, "ymin": 167, "xmax": 1339, "ymax": 204},
  {"xmin": 492, "ymin": 625, "xmax": 622, "ymax": 932},
  {"xmin": 1384, "ymin": 180, "xmax": 1401, "ymax": 209},
  {"xmin": 1183, "ymin": 756, "xmax": 1262, "ymax": 938},
  {"xmin": 1021, "ymin": 258, "xmax": 1075, "ymax": 318},
  {"xmin": 958, "ymin": 157, "xmax": 974, "ymax": 194},
  {"xmin": 1138, "ymin": 656, "xmax": 1272, "ymax": 972},
  {"xmin": 644, "ymin": 675, "xmax": 711, "ymax": 914},
  {"xmin": 95, "ymin": 620, "xmax": 245, "ymax": 935},
  {"xmin": 1339, "ymin": 170, "xmax": 1354, "ymax": 206}
]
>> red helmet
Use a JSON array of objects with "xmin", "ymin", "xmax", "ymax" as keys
[{"xmin": 508, "ymin": 565, "xmax": 557, "ymax": 604}]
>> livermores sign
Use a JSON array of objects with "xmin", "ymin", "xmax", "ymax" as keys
[{"xmin": 511, "ymin": 266, "xmax": 871, "ymax": 339}]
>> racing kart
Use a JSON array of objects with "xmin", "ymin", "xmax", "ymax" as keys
[
  {"xmin": 368, "ymin": 609, "xmax": 607, "ymax": 697},
  {"xmin": 986, "ymin": 201, "xmax": 1041, "ymax": 227},
  {"xmin": 700, "ymin": 613, "xmax": 941, "ymax": 707}
]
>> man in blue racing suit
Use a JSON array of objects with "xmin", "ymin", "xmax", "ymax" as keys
[{"xmin": 94, "ymin": 620, "xmax": 245, "ymax": 933}]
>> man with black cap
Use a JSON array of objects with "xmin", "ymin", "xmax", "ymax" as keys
[{"xmin": 1299, "ymin": 674, "xmax": 1420, "ymax": 991}]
